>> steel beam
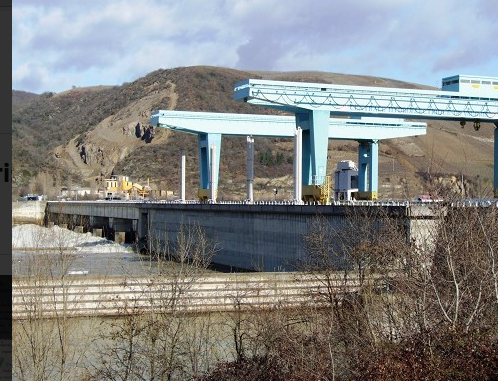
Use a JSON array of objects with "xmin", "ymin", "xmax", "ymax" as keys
[{"xmin": 150, "ymin": 110, "xmax": 426, "ymax": 140}]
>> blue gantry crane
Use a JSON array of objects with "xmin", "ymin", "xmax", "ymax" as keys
[
  {"xmin": 234, "ymin": 74, "xmax": 498, "ymax": 198},
  {"xmin": 151, "ymin": 110, "xmax": 426, "ymax": 201}
]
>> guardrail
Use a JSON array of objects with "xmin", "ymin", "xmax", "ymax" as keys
[
  {"xmin": 49, "ymin": 198, "xmax": 498, "ymax": 207},
  {"xmin": 12, "ymin": 272, "xmax": 365, "ymax": 319}
]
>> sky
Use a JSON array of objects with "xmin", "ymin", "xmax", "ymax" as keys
[{"xmin": 12, "ymin": 0, "xmax": 498, "ymax": 94}]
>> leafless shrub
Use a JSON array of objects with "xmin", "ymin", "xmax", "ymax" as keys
[
  {"xmin": 12, "ymin": 225, "xmax": 97, "ymax": 381},
  {"xmin": 200, "ymin": 203, "xmax": 498, "ymax": 380},
  {"xmin": 88, "ymin": 222, "xmax": 221, "ymax": 381}
]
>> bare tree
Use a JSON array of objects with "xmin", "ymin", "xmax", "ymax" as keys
[
  {"xmin": 12, "ymin": 224, "xmax": 98, "ymax": 381},
  {"xmin": 424, "ymin": 203, "xmax": 498, "ymax": 331},
  {"xmin": 214, "ymin": 201, "xmax": 498, "ymax": 381},
  {"xmin": 89, "ymin": 221, "xmax": 220, "ymax": 381}
]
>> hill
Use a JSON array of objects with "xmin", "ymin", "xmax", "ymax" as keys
[{"xmin": 12, "ymin": 66, "xmax": 496, "ymax": 200}]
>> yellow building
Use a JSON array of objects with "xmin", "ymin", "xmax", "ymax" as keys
[
  {"xmin": 104, "ymin": 175, "xmax": 163, "ymax": 199},
  {"xmin": 104, "ymin": 175, "xmax": 170, "ymax": 199},
  {"xmin": 105, "ymin": 175, "xmax": 136, "ymax": 198}
]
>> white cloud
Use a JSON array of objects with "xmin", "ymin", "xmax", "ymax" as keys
[{"xmin": 12, "ymin": 0, "xmax": 498, "ymax": 93}]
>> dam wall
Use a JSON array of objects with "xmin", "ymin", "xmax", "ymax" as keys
[{"xmin": 44, "ymin": 201, "xmax": 433, "ymax": 272}]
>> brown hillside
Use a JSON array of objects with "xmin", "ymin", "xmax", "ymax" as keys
[{"xmin": 11, "ymin": 66, "xmax": 495, "ymax": 200}]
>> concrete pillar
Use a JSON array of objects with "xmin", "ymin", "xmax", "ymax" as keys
[
  {"xmin": 74, "ymin": 226, "xmax": 84, "ymax": 234},
  {"xmin": 92, "ymin": 228, "xmax": 103, "ymax": 237},
  {"xmin": 72, "ymin": 214, "xmax": 83, "ymax": 229},
  {"xmin": 139, "ymin": 212, "xmax": 148, "ymax": 239},
  {"xmin": 294, "ymin": 127, "xmax": 303, "ymax": 203},
  {"xmin": 180, "ymin": 149, "xmax": 186, "ymax": 202},
  {"xmin": 246, "ymin": 136, "xmax": 254, "ymax": 203},
  {"xmin": 115, "ymin": 231, "xmax": 126, "ymax": 244}
]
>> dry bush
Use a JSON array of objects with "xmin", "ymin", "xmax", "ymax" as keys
[
  {"xmin": 12, "ymin": 226, "xmax": 98, "ymax": 381},
  {"xmin": 88, "ymin": 222, "xmax": 221, "ymax": 381},
  {"xmin": 307, "ymin": 202, "xmax": 498, "ymax": 380},
  {"xmin": 200, "ymin": 203, "xmax": 498, "ymax": 380}
]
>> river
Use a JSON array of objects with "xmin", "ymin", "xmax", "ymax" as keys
[
  {"xmin": 12, "ymin": 224, "xmax": 239, "ymax": 380},
  {"xmin": 12, "ymin": 223, "xmax": 211, "ymax": 278}
]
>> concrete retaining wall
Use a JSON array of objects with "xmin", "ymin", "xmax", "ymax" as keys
[{"xmin": 12, "ymin": 272, "xmax": 363, "ymax": 320}]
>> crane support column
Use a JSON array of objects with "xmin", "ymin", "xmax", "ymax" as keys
[
  {"xmin": 198, "ymin": 133, "xmax": 221, "ymax": 201},
  {"xmin": 294, "ymin": 127, "xmax": 303, "ymax": 203},
  {"xmin": 357, "ymin": 140, "xmax": 379, "ymax": 200},
  {"xmin": 296, "ymin": 110, "xmax": 329, "ymax": 202},
  {"xmin": 495, "ymin": 124, "xmax": 498, "ymax": 198},
  {"xmin": 209, "ymin": 144, "xmax": 217, "ymax": 202}
]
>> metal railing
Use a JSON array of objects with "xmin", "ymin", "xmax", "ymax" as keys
[{"xmin": 50, "ymin": 198, "xmax": 498, "ymax": 208}]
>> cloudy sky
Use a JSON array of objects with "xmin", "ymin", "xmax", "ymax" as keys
[{"xmin": 12, "ymin": 0, "xmax": 498, "ymax": 94}]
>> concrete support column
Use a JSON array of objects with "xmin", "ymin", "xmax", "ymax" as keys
[
  {"xmin": 69, "ymin": 214, "xmax": 77, "ymax": 229},
  {"xmin": 246, "ymin": 136, "xmax": 254, "ymax": 203},
  {"xmin": 115, "ymin": 232, "xmax": 126, "ymax": 244},
  {"xmin": 296, "ymin": 110, "xmax": 330, "ymax": 203},
  {"xmin": 139, "ymin": 212, "xmax": 148, "ymax": 239},
  {"xmin": 180, "ymin": 149, "xmax": 186, "ymax": 202},
  {"xmin": 294, "ymin": 127, "xmax": 303, "ymax": 203}
]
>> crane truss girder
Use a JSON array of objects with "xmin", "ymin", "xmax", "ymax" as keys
[{"xmin": 234, "ymin": 79, "xmax": 498, "ymax": 121}]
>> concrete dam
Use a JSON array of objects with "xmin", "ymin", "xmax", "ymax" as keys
[{"xmin": 44, "ymin": 200, "xmax": 437, "ymax": 272}]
